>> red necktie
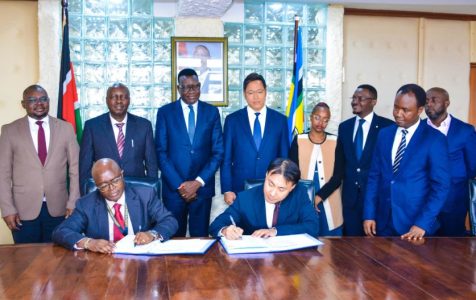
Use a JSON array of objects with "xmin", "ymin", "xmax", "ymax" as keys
[
  {"xmin": 36, "ymin": 121, "xmax": 47, "ymax": 165},
  {"xmin": 116, "ymin": 123, "xmax": 125, "ymax": 158},
  {"xmin": 113, "ymin": 203, "xmax": 125, "ymax": 242},
  {"xmin": 272, "ymin": 203, "xmax": 280, "ymax": 227}
]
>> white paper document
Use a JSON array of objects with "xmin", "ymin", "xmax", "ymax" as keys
[
  {"xmin": 114, "ymin": 235, "xmax": 216, "ymax": 255},
  {"xmin": 220, "ymin": 233, "xmax": 323, "ymax": 254}
]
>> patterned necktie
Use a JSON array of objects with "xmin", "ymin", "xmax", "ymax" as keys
[
  {"xmin": 354, "ymin": 118, "xmax": 365, "ymax": 160},
  {"xmin": 113, "ymin": 203, "xmax": 125, "ymax": 242},
  {"xmin": 393, "ymin": 129, "xmax": 408, "ymax": 174},
  {"xmin": 188, "ymin": 104, "xmax": 195, "ymax": 143},
  {"xmin": 253, "ymin": 112, "xmax": 262, "ymax": 149},
  {"xmin": 36, "ymin": 121, "xmax": 47, "ymax": 165},
  {"xmin": 272, "ymin": 203, "xmax": 280, "ymax": 227},
  {"xmin": 116, "ymin": 123, "xmax": 125, "ymax": 158}
]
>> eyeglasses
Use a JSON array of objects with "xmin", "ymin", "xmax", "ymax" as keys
[
  {"xmin": 22, "ymin": 96, "xmax": 49, "ymax": 105},
  {"xmin": 311, "ymin": 115, "xmax": 329, "ymax": 123},
  {"xmin": 96, "ymin": 174, "xmax": 123, "ymax": 192},
  {"xmin": 350, "ymin": 96, "xmax": 373, "ymax": 102},
  {"xmin": 179, "ymin": 83, "xmax": 201, "ymax": 93}
]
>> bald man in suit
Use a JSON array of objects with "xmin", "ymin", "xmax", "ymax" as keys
[{"xmin": 0, "ymin": 85, "xmax": 80, "ymax": 243}]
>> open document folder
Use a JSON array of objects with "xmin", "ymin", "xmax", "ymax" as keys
[
  {"xmin": 114, "ymin": 235, "xmax": 216, "ymax": 256},
  {"xmin": 219, "ymin": 233, "xmax": 323, "ymax": 255}
]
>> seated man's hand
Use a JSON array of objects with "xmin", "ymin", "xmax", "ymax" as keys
[
  {"xmin": 224, "ymin": 192, "xmax": 236, "ymax": 205},
  {"xmin": 80, "ymin": 238, "xmax": 115, "ymax": 254},
  {"xmin": 252, "ymin": 228, "xmax": 277, "ymax": 238},
  {"xmin": 134, "ymin": 231, "xmax": 156, "ymax": 246},
  {"xmin": 401, "ymin": 225, "xmax": 425, "ymax": 241},
  {"xmin": 363, "ymin": 220, "xmax": 376, "ymax": 237},
  {"xmin": 222, "ymin": 225, "xmax": 244, "ymax": 240},
  {"xmin": 65, "ymin": 209, "xmax": 74, "ymax": 219},
  {"xmin": 178, "ymin": 180, "xmax": 201, "ymax": 202},
  {"xmin": 3, "ymin": 214, "xmax": 22, "ymax": 230}
]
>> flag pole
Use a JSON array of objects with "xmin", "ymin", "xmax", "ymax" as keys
[{"xmin": 293, "ymin": 15, "xmax": 299, "ymax": 64}]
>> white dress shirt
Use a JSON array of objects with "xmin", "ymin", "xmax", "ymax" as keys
[
  {"xmin": 28, "ymin": 115, "xmax": 50, "ymax": 154},
  {"xmin": 427, "ymin": 114, "xmax": 451, "ymax": 136},
  {"xmin": 110, "ymin": 113, "xmax": 128, "ymax": 143},
  {"xmin": 264, "ymin": 200, "xmax": 278, "ymax": 229},
  {"xmin": 352, "ymin": 112, "xmax": 374, "ymax": 148},
  {"xmin": 247, "ymin": 106, "xmax": 267, "ymax": 137},
  {"xmin": 391, "ymin": 119, "xmax": 420, "ymax": 165},
  {"xmin": 105, "ymin": 192, "xmax": 135, "ymax": 242}
]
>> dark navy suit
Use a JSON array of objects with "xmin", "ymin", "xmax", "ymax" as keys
[
  {"xmin": 52, "ymin": 186, "xmax": 178, "ymax": 250},
  {"xmin": 430, "ymin": 116, "xmax": 476, "ymax": 236},
  {"xmin": 209, "ymin": 184, "xmax": 319, "ymax": 237},
  {"xmin": 220, "ymin": 107, "xmax": 289, "ymax": 194},
  {"xmin": 79, "ymin": 113, "xmax": 158, "ymax": 194},
  {"xmin": 363, "ymin": 122, "xmax": 450, "ymax": 235},
  {"xmin": 155, "ymin": 100, "xmax": 223, "ymax": 237},
  {"xmin": 330, "ymin": 114, "xmax": 393, "ymax": 236}
]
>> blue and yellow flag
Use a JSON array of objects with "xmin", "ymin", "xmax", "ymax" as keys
[{"xmin": 285, "ymin": 26, "xmax": 304, "ymax": 145}]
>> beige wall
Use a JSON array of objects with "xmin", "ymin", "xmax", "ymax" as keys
[
  {"xmin": 0, "ymin": 1, "xmax": 39, "ymax": 244},
  {"xmin": 343, "ymin": 15, "xmax": 471, "ymax": 122}
]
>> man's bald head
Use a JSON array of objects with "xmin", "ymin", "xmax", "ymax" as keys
[{"xmin": 92, "ymin": 158, "xmax": 124, "ymax": 202}]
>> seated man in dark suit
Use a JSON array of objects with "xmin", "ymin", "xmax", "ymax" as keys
[
  {"xmin": 209, "ymin": 158, "xmax": 319, "ymax": 239},
  {"xmin": 53, "ymin": 158, "xmax": 177, "ymax": 253},
  {"xmin": 79, "ymin": 83, "xmax": 158, "ymax": 195}
]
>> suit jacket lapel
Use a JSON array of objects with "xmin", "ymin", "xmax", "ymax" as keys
[
  {"xmin": 360, "ymin": 115, "xmax": 380, "ymax": 162},
  {"xmin": 174, "ymin": 99, "xmax": 190, "ymax": 145},
  {"xmin": 344, "ymin": 117, "xmax": 358, "ymax": 161},
  {"xmin": 254, "ymin": 188, "xmax": 269, "ymax": 229},
  {"xmin": 193, "ymin": 101, "xmax": 205, "ymax": 145},
  {"xmin": 239, "ymin": 108, "xmax": 258, "ymax": 152},
  {"xmin": 397, "ymin": 121, "xmax": 424, "ymax": 171},
  {"xmin": 45, "ymin": 117, "xmax": 58, "ymax": 166},
  {"xmin": 95, "ymin": 195, "xmax": 110, "ymax": 240},
  {"xmin": 103, "ymin": 114, "xmax": 120, "ymax": 159},
  {"xmin": 122, "ymin": 113, "xmax": 134, "ymax": 162},
  {"xmin": 20, "ymin": 116, "xmax": 42, "ymax": 166},
  {"xmin": 124, "ymin": 187, "xmax": 142, "ymax": 232}
]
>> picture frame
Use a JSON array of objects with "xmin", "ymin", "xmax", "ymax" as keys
[{"xmin": 171, "ymin": 37, "xmax": 228, "ymax": 106}]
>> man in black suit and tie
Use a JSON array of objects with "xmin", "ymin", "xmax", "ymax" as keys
[
  {"xmin": 318, "ymin": 84, "xmax": 393, "ymax": 236},
  {"xmin": 79, "ymin": 83, "xmax": 158, "ymax": 195}
]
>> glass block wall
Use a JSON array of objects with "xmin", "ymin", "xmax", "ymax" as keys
[
  {"xmin": 68, "ymin": 0, "xmax": 174, "ymax": 127},
  {"xmin": 68, "ymin": 0, "xmax": 326, "ymax": 131},
  {"xmin": 225, "ymin": 1, "xmax": 327, "ymax": 130}
]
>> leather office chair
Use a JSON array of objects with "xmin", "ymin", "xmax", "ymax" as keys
[
  {"xmin": 83, "ymin": 176, "xmax": 162, "ymax": 200},
  {"xmin": 470, "ymin": 179, "xmax": 476, "ymax": 236},
  {"xmin": 244, "ymin": 178, "xmax": 315, "ymax": 205}
]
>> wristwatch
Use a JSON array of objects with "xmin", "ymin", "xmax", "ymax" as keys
[{"xmin": 147, "ymin": 230, "xmax": 161, "ymax": 241}]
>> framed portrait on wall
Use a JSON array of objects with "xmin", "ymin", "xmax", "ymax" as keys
[{"xmin": 171, "ymin": 37, "xmax": 228, "ymax": 106}]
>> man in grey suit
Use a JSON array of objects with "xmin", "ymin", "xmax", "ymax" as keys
[{"xmin": 0, "ymin": 84, "xmax": 80, "ymax": 243}]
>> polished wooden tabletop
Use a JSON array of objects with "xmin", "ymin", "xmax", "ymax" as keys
[{"xmin": 0, "ymin": 237, "xmax": 474, "ymax": 299}]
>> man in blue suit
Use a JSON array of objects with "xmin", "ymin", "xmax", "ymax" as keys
[
  {"xmin": 155, "ymin": 68, "xmax": 223, "ymax": 237},
  {"xmin": 52, "ymin": 158, "xmax": 177, "ymax": 253},
  {"xmin": 364, "ymin": 84, "xmax": 450, "ymax": 240},
  {"xmin": 318, "ymin": 84, "xmax": 393, "ymax": 236},
  {"xmin": 220, "ymin": 73, "xmax": 289, "ymax": 205},
  {"xmin": 210, "ymin": 158, "xmax": 318, "ymax": 239},
  {"xmin": 425, "ymin": 87, "xmax": 476, "ymax": 236},
  {"xmin": 79, "ymin": 83, "xmax": 157, "ymax": 195}
]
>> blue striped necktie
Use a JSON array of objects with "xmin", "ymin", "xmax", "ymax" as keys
[{"xmin": 393, "ymin": 129, "xmax": 408, "ymax": 174}]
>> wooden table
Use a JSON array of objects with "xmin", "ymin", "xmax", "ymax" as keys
[{"xmin": 0, "ymin": 238, "xmax": 474, "ymax": 299}]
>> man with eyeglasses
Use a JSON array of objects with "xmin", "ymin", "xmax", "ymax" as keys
[
  {"xmin": 155, "ymin": 68, "xmax": 223, "ymax": 237},
  {"xmin": 0, "ymin": 84, "xmax": 80, "ymax": 243},
  {"xmin": 52, "ymin": 158, "xmax": 177, "ymax": 253},
  {"xmin": 79, "ymin": 82, "xmax": 158, "ymax": 195},
  {"xmin": 317, "ymin": 84, "xmax": 393, "ymax": 236},
  {"xmin": 220, "ymin": 73, "xmax": 289, "ymax": 206}
]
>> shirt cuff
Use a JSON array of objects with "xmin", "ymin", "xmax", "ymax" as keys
[{"xmin": 196, "ymin": 177, "xmax": 205, "ymax": 187}]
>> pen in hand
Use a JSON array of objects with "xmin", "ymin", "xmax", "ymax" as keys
[{"xmin": 229, "ymin": 215, "xmax": 242, "ymax": 239}]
